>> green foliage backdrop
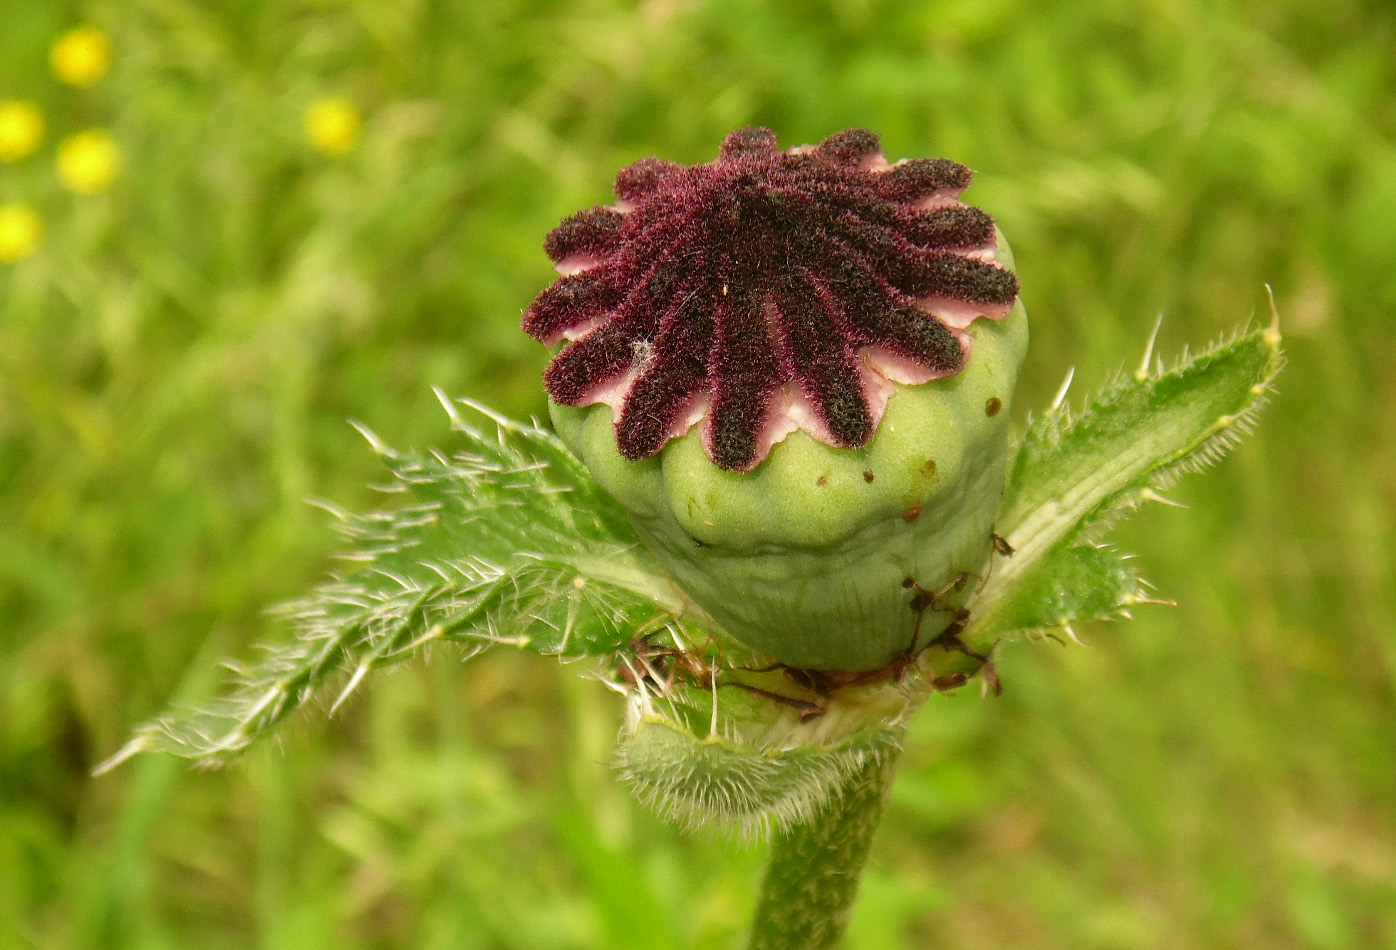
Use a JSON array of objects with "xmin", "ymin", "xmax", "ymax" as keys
[{"xmin": 2, "ymin": 0, "xmax": 1393, "ymax": 947}]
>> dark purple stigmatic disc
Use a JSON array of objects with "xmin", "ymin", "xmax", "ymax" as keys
[{"xmin": 524, "ymin": 127, "xmax": 1019, "ymax": 472}]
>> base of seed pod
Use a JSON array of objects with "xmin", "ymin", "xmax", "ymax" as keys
[{"xmin": 610, "ymin": 631, "xmax": 933, "ymax": 836}]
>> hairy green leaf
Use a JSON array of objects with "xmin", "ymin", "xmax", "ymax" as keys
[
  {"xmin": 968, "ymin": 316, "xmax": 1283, "ymax": 642},
  {"xmin": 98, "ymin": 394, "xmax": 684, "ymax": 771},
  {"xmin": 979, "ymin": 543, "xmax": 1145, "ymax": 640}
]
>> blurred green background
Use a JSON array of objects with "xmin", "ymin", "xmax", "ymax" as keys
[{"xmin": 2, "ymin": 0, "xmax": 1394, "ymax": 947}]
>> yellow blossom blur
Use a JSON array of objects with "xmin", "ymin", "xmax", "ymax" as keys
[
  {"xmin": 0, "ymin": 205, "xmax": 42, "ymax": 263},
  {"xmin": 57, "ymin": 130, "xmax": 122, "ymax": 194},
  {"xmin": 305, "ymin": 98, "xmax": 361, "ymax": 155},
  {"xmin": 52, "ymin": 27, "xmax": 111, "ymax": 87},
  {"xmin": 0, "ymin": 101, "xmax": 45, "ymax": 162}
]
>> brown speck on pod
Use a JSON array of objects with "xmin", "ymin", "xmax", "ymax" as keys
[
  {"xmin": 903, "ymin": 505, "xmax": 923, "ymax": 523},
  {"xmin": 816, "ymin": 475, "xmax": 828, "ymax": 486},
  {"xmin": 919, "ymin": 458, "xmax": 938, "ymax": 478},
  {"xmin": 992, "ymin": 532, "xmax": 1014, "ymax": 556},
  {"xmin": 863, "ymin": 469, "xmax": 875, "ymax": 483},
  {"xmin": 985, "ymin": 397, "xmax": 1002, "ymax": 417}
]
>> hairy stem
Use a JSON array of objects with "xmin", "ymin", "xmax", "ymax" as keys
[{"xmin": 747, "ymin": 745, "xmax": 902, "ymax": 950}]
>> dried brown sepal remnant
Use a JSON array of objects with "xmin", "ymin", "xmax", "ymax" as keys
[
  {"xmin": 618, "ymin": 634, "xmax": 828, "ymax": 722},
  {"xmin": 524, "ymin": 127, "xmax": 1019, "ymax": 472}
]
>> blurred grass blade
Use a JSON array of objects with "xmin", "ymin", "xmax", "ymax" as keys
[
  {"xmin": 969, "ymin": 315, "xmax": 1284, "ymax": 641},
  {"xmin": 97, "ymin": 395, "xmax": 684, "ymax": 771}
]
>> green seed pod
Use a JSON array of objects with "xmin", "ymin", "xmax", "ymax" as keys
[{"xmin": 526, "ymin": 127, "xmax": 1028, "ymax": 671}]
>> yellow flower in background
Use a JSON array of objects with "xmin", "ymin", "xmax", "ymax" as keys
[
  {"xmin": 0, "ymin": 205, "xmax": 42, "ymax": 263},
  {"xmin": 305, "ymin": 98, "xmax": 361, "ymax": 155},
  {"xmin": 57, "ymin": 130, "xmax": 122, "ymax": 194},
  {"xmin": 0, "ymin": 101, "xmax": 45, "ymax": 162},
  {"xmin": 52, "ymin": 26, "xmax": 111, "ymax": 87}
]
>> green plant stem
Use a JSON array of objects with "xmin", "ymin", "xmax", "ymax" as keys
[{"xmin": 747, "ymin": 745, "xmax": 902, "ymax": 950}]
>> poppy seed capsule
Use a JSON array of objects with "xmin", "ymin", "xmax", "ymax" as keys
[{"xmin": 528, "ymin": 128, "xmax": 1028, "ymax": 671}]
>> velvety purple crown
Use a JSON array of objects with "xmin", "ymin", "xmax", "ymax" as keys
[{"xmin": 524, "ymin": 127, "xmax": 1019, "ymax": 472}]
